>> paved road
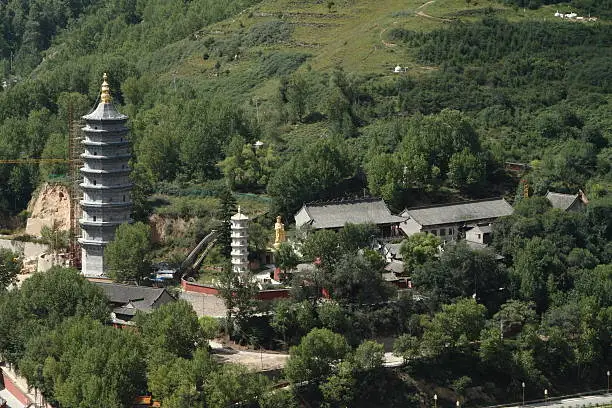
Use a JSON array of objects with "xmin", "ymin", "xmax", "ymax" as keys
[
  {"xmin": 0, "ymin": 388, "xmax": 25, "ymax": 408},
  {"xmin": 505, "ymin": 393, "xmax": 612, "ymax": 408},
  {"xmin": 209, "ymin": 341, "xmax": 405, "ymax": 371}
]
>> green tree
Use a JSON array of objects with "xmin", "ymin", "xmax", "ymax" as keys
[
  {"xmin": 353, "ymin": 340, "xmax": 385, "ymax": 371},
  {"xmin": 285, "ymin": 328, "xmax": 351, "ymax": 384},
  {"xmin": 301, "ymin": 229, "xmax": 340, "ymax": 272},
  {"xmin": 400, "ymin": 109, "xmax": 482, "ymax": 188},
  {"xmin": 20, "ymin": 316, "xmax": 147, "ymax": 408},
  {"xmin": 285, "ymin": 73, "xmax": 309, "ymax": 122},
  {"xmin": 574, "ymin": 264, "xmax": 611, "ymax": 307},
  {"xmin": 39, "ymin": 132, "xmax": 68, "ymax": 180},
  {"xmin": 0, "ymin": 248, "xmax": 20, "ymax": 291},
  {"xmin": 204, "ymin": 363, "xmax": 269, "ymax": 408},
  {"xmin": 412, "ymin": 241, "xmax": 508, "ymax": 309},
  {"xmin": 337, "ymin": 222, "xmax": 377, "ymax": 253},
  {"xmin": 365, "ymin": 153, "xmax": 403, "ymax": 204},
  {"xmin": 318, "ymin": 301, "xmax": 349, "ymax": 334},
  {"xmin": 105, "ymin": 222, "xmax": 152, "ymax": 284},
  {"xmin": 216, "ymin": 262, "xmax": 259, "ymax": 340},
  {"xmin": 147, "ymin": 348, "xmax": 215, "ymax": 408},
  {"xmin": 217, "ymin": 187, "xmax": 237, "ymax": 259},
  {"xmin": 514, "ymin": 196, "xmax": 552, "ymax": 218},
  {"xmin": 258, "ymin": 389, "xmax": 299, "ymax": 408},
  {"xmin": 248, "ymin": 222, "xmax": 271, "ymax": 257},
  {"xmin": 148, "ymin": 357, "xmax": 201, "ymax": 408},
  {"xmin": 493, "ymin": 300, "xmax": 537, "ymax": 337},
  {"xmin": 320, "ymin": 360, "xmax": 356, "ymax": 407},
  {"xmin": 275, "ymin": 242, "xmax": 299, "ymax": 277},
  {"xmin": 393, "ymin": 334, "xmax": 420, "ymax": 362},
  {"xmin": 136, "ymin": 300, "xmax": 203, "ymax": 358},
  {"xmin": 325, "ymin": 254, "xmax": 396, "ymax": 304},
  {"xmin": 218, "ymin": 143, "xmax": 278, "ymax": 191},
  {"xmin": 513, "ymin": 237, "xmax": 564, "ymax": 312},
  {"xmin": 447, "ymin": 148, "xmax": 486, "ymax": 191},
  {"xmin": 40, "ymin": 220, "xmax": 69, "ymax": 255},
  {"xmin": 232, "ymin": 273, "xmax": 260, "ymax": 343},
  {"xmin": 130, "ymin": 162, "xmax": 155, "ymax": 222},
  {"xmin": 199, "ymin": 316, "xmax": 221, "ymax": 340},
  {"xmin": 216, "ymin": 261, "xmax": 237, "ymax": 334},
  {"xmin": 0, "ymin": 267, "xmax": 108, "ymax": 366},
  {"xmin": 399, "ymin": 232, "xmax": 441, "ymax": 273},
  {"xmin": 421, "ymin": 298, "xmax": 486, "ymax": 357},
  {"xmin": 479, "ymin": 327, "xmax": 513, "ymax": 372},
  {"xmin": 267, "ymin": 140, "xmax": 354, "ymax": 216}
]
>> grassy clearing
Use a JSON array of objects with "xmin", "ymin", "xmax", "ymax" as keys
[{"xmin": 162, "ymin": 0, "xmax": 604, "ymax": 113}]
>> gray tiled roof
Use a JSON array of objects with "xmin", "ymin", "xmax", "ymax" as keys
[
  {"xmin": 384, "ymin": 243, "xmax": 403, "ymax": 260},
  {"xmin": 95, "ymin": 282, "xmax": 174, "ymax": 312},
  {"xmin": 295, "ymin": 198, "xmax": 406, "ymax": 230},
  {"xmin": 545, "ymin": 192, "xmax": 579, "ymax": 211},
  {"xmin": 384, "ymin": 261, "xmax": 404, "ymax": 274},
  {"xmin": 83, "ymin": 102, "xmax": 128, "ymax": 121},
  {"xmin": 468, "ymin": 225, "xmax": 492, "ymax": 234},
  {"xmin": 402, "ymin": 198, "xmax": 513, "ymax": 227}
]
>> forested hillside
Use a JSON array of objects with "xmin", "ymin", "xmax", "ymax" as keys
[
  {"xmin": 0, "ymin": 0, "xmax": 609, "ymax": 218},
  {"xmin": 0, "ymin": 1, "xmax": 610, "ymax": 407}
]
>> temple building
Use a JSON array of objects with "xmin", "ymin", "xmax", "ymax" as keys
[
  {"xmin": 294, "ymin": 198, "xmax": 406, "ymax": 237},
  {"xmin": 231, "ymin": 207, "xmax": 249, "ymax": 273},
  {"xmin": 79, "ymin": 74, "xmax": 133, "ymax": 277},
  {"xmin": 399, "ymin": 198, "xmax": 513, "ymax": 242}
]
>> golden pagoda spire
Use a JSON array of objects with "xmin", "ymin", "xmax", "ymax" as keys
[{"xmin": 100, "ymin": 73, "xmax": 111, "ymax": 104}]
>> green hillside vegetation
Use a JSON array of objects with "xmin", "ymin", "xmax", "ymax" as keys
[
  {"xmin": 0, "ymin": 0, "xmax": 609, "ymax": 216},
  {"xmin": 0, "ymin": 1, "xmax": 610, "ymax": 406}
]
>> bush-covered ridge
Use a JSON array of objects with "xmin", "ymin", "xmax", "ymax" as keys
[{"xmin": 0, "ymin": 0, "xmax": 609, "ymax": 220}]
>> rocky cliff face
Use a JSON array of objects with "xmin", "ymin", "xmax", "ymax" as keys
[{"xmin": 25, "ymin": 183, "xmax": 71, "ymax": 237}]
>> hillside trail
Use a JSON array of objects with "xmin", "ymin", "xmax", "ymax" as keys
[
  {"xmin": 379, "ymin": 0, "xmax": 449, "ymax": 49},
  {"xmin": 416, "ymin": 0, "xmax": 452, "ymax": 22}
]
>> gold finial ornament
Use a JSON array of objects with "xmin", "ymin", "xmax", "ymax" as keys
[{"xmin": 100, "ymin": 73, "xmax": 111, "ymax": 104}]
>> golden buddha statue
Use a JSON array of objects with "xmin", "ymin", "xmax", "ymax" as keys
[{"xmin": 273, "ymin": 215, "xmax": 286, "ymax": 249}]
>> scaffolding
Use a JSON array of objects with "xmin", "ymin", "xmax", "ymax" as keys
[{"xmin": 67, "ymin": 104, "xmax": 83, "ymax": 268}]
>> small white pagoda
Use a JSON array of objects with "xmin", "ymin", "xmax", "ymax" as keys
[{"xmin": 230, "ymin": 207, "xmax": 249, "ymax": 273}]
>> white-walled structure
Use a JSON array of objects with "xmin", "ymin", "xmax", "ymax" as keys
[
  {"xmin": 230, "ymin": 208, "xmax": 249, "ymax": 273},
  {"xmin": 400, "ymin": 198, "xmax": 513, "ymax": 242}
]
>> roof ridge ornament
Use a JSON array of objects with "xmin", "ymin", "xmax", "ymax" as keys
[{"xmin": 100, "ymin": 73, "xmax": 111, "ymax": 104}]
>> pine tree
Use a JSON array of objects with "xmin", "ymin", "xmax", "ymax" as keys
[{"xmin": 217, "ymin": 186, "xmax": 237, "ymax": 259}]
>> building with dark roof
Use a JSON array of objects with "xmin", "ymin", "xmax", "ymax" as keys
[
  {"xmin": 399, "ymin": 198, "xmax": 513, "ymax": 241},
  {"xmin": 545, "ymin": 191, "xmax": 588, "ymax": 212},
  {"xmin": 294, "ymin": 198, "xmax": 406, "ymax": 237},
  {"xmin": 95, "ymin": 282, "xmax": 175, "ymax": 326}
]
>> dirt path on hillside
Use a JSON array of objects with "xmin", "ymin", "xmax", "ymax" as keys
[
  {"xmin": 379, "ymin": 1, "xmax": 451, "ymax": 49},
  {"xmin": 380, "ymin": 27, "xmax": 397, "ymax": 48},
  {"xmin": 416, "ymin": 0, "xmax": 452, "ymax": 22}
]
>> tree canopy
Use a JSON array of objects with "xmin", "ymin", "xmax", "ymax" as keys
[{"xmin": 105, "ymin": 222, "xmax": 152, "ymax": 284}]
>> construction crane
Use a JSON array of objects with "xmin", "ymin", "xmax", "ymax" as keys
[
  {"xmin": 0, "ymin": 105, "xmax": 83, "ymax": 267},
  {"xmin": 0, "ymin": 158, "xmax": 70, "ymax": 164}
]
